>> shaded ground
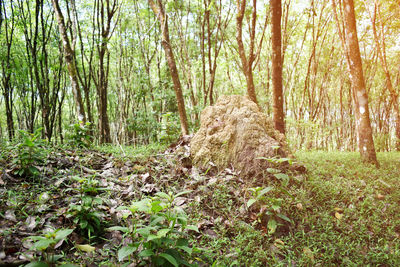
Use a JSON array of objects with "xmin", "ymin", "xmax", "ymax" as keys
[{"xmin": 1, "ymin": 144, "xmax": 400, "ymax": 266}]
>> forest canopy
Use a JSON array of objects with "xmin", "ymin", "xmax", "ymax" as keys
[{"xmin": 0, "ymin": 0, "xmax": 400, "ymax": 153}]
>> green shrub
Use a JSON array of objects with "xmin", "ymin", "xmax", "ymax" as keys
[
  {"xmin": 13, "ymin": 128, "xmax": 46, "ymax": 178},
  {"xmin": 109, "ymin": 190, "xmax": 199, "ymax": 266}
]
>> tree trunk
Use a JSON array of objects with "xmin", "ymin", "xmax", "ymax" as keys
[
  {"xmin": 149, "ymin": 0, "xmax": 189, "ymax": 135},
  {"xmin": 1, "ymin": 1, "xmax": 15, "ymax": 140},
  {"xmin": 236, "ymin": 0, "xmax": 258, "ymax": 105},
  {"xmin": 271, "ymin": 0, "xmax": 285, "ymax": 134},
  {"xmin": 51, "ymin": 0, "xmax": 86, "ymax": 124},
  {"xmin": 370, "ymin": 1, "xmax": 400, "ymax": 150},
  {"xmin": 343, "ymin": 0, "xmax": 378, "ymax": 166}
]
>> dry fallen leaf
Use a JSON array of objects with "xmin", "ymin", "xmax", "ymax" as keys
[
  {"xmin": 334, "ymin": 207, "xmax": 343, "ymax": 212},
  {"xmin": 303, "ymin": 247, "xmax": 314, "ymax": 261},
  {"xmin": 375, "ymin": 194, "xmax": 385, "ymax": 200},
  {"xmin": 335, "ymin": 212, "xmax": 343, "ymax": 220},
  {"xmin": 5, "ymin": 210, "xmax": 17, "ymax": 222},
  {"xmin": 274, "ymin": 239, "xmax": 285, "ymax": 248},
  {"xmin": 76, "ymin": 244, "xmax": 96, "ymax": 253}
]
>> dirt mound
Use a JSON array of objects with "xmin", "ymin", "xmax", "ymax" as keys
[{"xmin": 190, "ymin": 95, "xmax": 290, "ymax": 177}]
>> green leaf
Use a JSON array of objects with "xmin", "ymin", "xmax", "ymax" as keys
[
  {"xmin": 137, "ymin": 226, "xmax": 155, "ymax": 236},
  {"xmin": 185, "ymin": 225, "xmax": 199, "ymax": 232},
  {"xmin": 277, "ymin": 213, "xmax": 292, "ymax": 223},
  {"xmin": 157, "ymin": 228, "xmax": 170, "ymax": 238},
  {"xmin": 24, "ymin": 262, "xmax": 49, "ymax": 267},
  {"xmin": 28, "ymin": 236, "xmax": 46, "ymax": 241},
  {"xmin": 177, "ymin": 238, "xmax": 189, "ymax": 246},
  {"xmin": 268, "ymin": 219, "xmax": 277, "ymax": 234},
  {"xmin": 247, "ymin": 198, "xmax": 257, "ymax": 208},
  {"xmin": 258, "ymin": 186, "xmax": 274, "ymax": 198},
  {"xmin": 138, "ymin": 249, "xmax": 155, "ymax": 258},
  {"xmin": 174, "ymin": 190, "xmax": 192, "ymax": 198},
  {"xmin": 177, "ymin": 245, "xmax": 193, "ymax": 255},
  {"xmin": 147, "ymin": 234, "xmax": 158, "ymax": 241},
  {"xmin": 131, "ymin": 199, "xmax": 150, "ymax": 212},
  {"xmin": 118, "ymin": 245, "xmax": 137, "ymax": 261},
  {"xmin": 271, "ymin": 204, "xmax": 281, "ymax": 211},
  {"xmin": 107, "ymin": 226, "xmax": 130, "ymax": 233},
  {"xmin": 150, "ymin": 200, "xmax": 165, "ymax": 213},
  {"xmin": 155, "ymin": 192, "xmax": 170, "ymax": 199},
  {"xmin": 159, "ymin": 253, "xmax": 179, "ymax": 267},
  {"xmin": 59, "ymin": 264, "xmax": 80, "ymax": 267},
  {"xmin": 274, "ymin": 173, "xmax": 289, "ymax": 180},
  {"xmin": 31, "ymin": 239, "xmax": 54, "ymax": 251},
  {"xmin": 55, "ymin": 229, "xmax": 74, "ymax": 241},
  {"xmin": 267, "ymin": 168, "xmax": 281, "ymax": 174},
  {"xmin": 150, "ymin": 215, "xmax": 165, "ymax": 226}
]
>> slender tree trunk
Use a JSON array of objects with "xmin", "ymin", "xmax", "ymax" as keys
[
  {"xmin": 271, "ymin": 0, "xmax": 285, "ymax": 134},
  {"xmin": 236, "ymin": 0, "xmax": 258, "ymax": 105},
  {"xmin": 342, "ymin": 0, "xmax": 378, "ymax": 166},
  {"xmin": 1, "ymin": 1, "xmax": 15, "ymax": 140},
  {"xmin": 51, "ymin": 0, "xmax": 86, "ymax": 123},
  {"xmin": 370, "ymin": 1, "xmax": 400, "ymax": 150},
  {"xmin": 149, "ymin": 0, "xmax": 189, "ymax": 135}
]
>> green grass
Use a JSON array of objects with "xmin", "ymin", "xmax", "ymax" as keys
[{"xmin": 193, "ymin": 151, "xmax": 400, "ymax": 266}]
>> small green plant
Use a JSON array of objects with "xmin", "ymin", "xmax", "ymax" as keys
[
  {"xmin": 68, "ymin": 122, "xmax": 92, "ymax": 148},
  {"xmin": 13, "ymin": 128, "xmax": 46, "ymax": 178},
  {"xmin": 66, "ymin": 176, "xmax": 106, "ymax": 239},
  {"xmin": 109, "ymin": 190, "xmax": 199, "ymax": 266},
  {"xmin": 247, "ymin": 186, "xmax": 292, "ymax": 234},
  {"xmin": 26, "ymin": 227, "xmax": 74, "ymax": 266}
]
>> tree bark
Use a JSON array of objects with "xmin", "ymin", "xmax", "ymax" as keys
[
  {"xmin": 149, "ymin": 0, "xmax": 189, "ymax": 135},
  {"xmin": 51, "ymin": 0, "xmax": 86, "ymax": 124},
  {"xmin": 236, "ymin": 0, "xmax": 258, "ymax": 105},
  {"xmin": 342, "ymin": 0, "xmax": 378, "ymax": 166},
  {"xmin": 1, "ymin": 1, "xmax": 15, "ymax": 140},
  {"xmin": 271, "ymin": 0, "xmax": 285, "ymax": 134}
]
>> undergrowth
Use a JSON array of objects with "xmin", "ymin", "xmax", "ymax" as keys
[{"xmin": 1, "ymin": 143, "xmax": 400, "ymax": 266}]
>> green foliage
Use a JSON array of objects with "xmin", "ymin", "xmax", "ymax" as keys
[
  {"xmin": 66, "ymin": 176, "xmax": 107, "ymax": 239},
  {"xmin": 67, "ymin": 122, "xmax": 92, "ymax": 148},
  {"xmin": 13, "ymin": 128, "xmax": 46, "ymax": 178},
  {"xmin": 26, "ymin": 228, "xmax": 74, "ymax": 266},
  {"xmin": 159, "ymin": 112, "xmax": 181, "ymax": 144},
  {"xmin": 109, "ymin": 190, "xmax": 199, "ymax": 266},
  {"xmin": 247, "ymin": 185, "xmax": 292, "ymax": 235}
]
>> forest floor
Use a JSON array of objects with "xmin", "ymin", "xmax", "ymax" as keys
[{"xmin": 1, "ymin": 141, "xmax": 400, "ymax": 266}]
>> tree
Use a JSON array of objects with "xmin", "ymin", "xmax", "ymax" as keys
[
  {"xmin": 0, "ymin": 1, "xmax": 15, "ymax": 140},
  {"xmin": 342, "ymin": 0, "xmax": 378, "ymax": 165},
  {"xmin": 369, "ymin": 0, "xmax": 400, "ymax": 151},
  {"xmin": 51, "ymin": 0, "xmax": 86, "ymax": 124},
  {"xmin": 236, "ymin": 0, "xmax": 258, "ymax": 105},
  {"xmin": 148, "ymin": 0, "xmax": 189, "ymax": 136},
  {"xmin": 92, "ymin": 0, "xmax": 119, "ymax": 143},
  {"xmin": 271, "ymin": 0, "xmax": 285, "ymax": 134}
]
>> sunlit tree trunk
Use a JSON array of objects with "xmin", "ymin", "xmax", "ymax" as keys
[
  {"xmin": 271, "ymin": 0, "xmax": 285, "ymax": 134},
  {"xmin": 342, "ymin": 0, "xmax": 378, "ymax": 166},
  {"xmin": 51, "ymin": 0, "xmax": 86, "ymax": 124},
  {"xmin": 149, "ymin": 0, "xmax": 189, "ymax": 136},
  {"xmin": 92, "ymin": 0, "xmax": 118, "ymax": 143},
  {"xmin": 369, "ymin": 1, "xmax": 400, "ymax": 151},
  {"xmin": 236, "ymin": 0, "xmax": 258, "ymax": 105}
]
